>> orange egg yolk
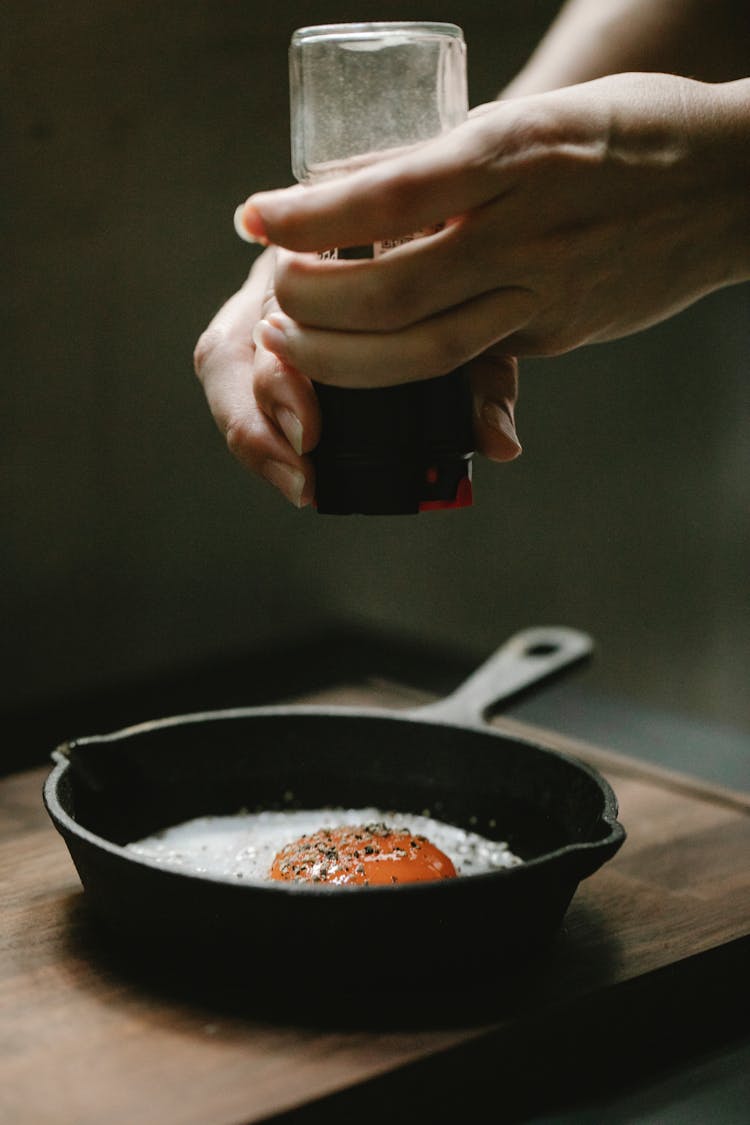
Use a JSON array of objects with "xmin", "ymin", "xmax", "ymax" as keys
[{"xmin": 269, "ymin": 823, "xmax": 457, "ymax": 886}]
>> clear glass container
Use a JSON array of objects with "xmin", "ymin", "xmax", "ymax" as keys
[{"xmin": 290, "ymin": 22, "xmax": 468, "ymax": 182}]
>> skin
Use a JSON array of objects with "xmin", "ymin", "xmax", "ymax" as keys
[{"xmin": 194, "ymin": 2, "xmax": 750, "ymax": 508}]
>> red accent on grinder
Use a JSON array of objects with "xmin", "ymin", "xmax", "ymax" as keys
[{"xmin": 419, "ymin": 474, "xmax": 473, "ymax": 512}]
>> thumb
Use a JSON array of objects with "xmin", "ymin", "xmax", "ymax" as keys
[{"xmin": 468, "ymin": 352, "xmax": 522, "ymax": 462}]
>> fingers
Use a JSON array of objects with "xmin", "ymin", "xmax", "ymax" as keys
[
  {"xmin": 467, "ymin": 352, "xmax": 522, "ymax": 462},
  {"xmin": 195, "ymin": 255, "xmax": 521, "ymax": 496},
  {"xmin": 251, "ymin": 346, "xmax": 321, "ymax": 459},
  {"xmin": 254, "ymin": 287, "xmax": 533, "ymax": 388},
  {"xmin": 193, "ymin": 251, "xmax": 320, "ymax": 507},
  {"xmin": 272, "ymin": 217, "xmax": 498, "ymax": 332},
  {"xmin": 235, "ymin": 109, "xmax": 511, "ymax": 253}
]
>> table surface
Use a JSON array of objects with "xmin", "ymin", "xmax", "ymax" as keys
[
  {"xmin": 2, "ymin": 673, "xmax": 749, "ymax": 1125},
  {"xmin": 502, "ymin": 678, "xmax": 750, "ymax": 1125}
]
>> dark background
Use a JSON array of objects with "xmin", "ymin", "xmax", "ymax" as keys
[{"xmin": 5, "ymin": 1, "xmax": 749, "ymax": 761}]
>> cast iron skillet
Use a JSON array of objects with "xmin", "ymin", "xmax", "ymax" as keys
[{"xmin": 44, "ymin": 627, "xmax": 625, "ymax": 987}]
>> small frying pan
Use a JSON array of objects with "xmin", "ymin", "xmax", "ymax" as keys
[{"xmin": 44, "ymin": 627, "xmax": 625, "ymax": 986}]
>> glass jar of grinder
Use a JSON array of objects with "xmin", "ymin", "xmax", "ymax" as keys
[{"xmin": 289, "ymin": 22, "xmax": 474, "ymax": 514}]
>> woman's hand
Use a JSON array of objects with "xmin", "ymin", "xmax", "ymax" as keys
[
  {"xmin": 194, "ymin": 259, "xmax": 520, "ymax": 508},
  {"xmin": 242, "ymin": 73, "xmax": 747, "ymax": 368},
  {"xmin": 193, "ymin": 248, "xmax": 320, "ymax": 507},
  {"xmin": 196, "ymin": 71, "xmax": 748, "ymax": 503}
]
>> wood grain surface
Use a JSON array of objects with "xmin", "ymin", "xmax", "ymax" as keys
[{"xmin": 2, "ymin": 681, "xmax": 749, "ymax": 1125}]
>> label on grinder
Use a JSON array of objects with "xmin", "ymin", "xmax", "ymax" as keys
[{"xmin": 319, "ymin": 224, "xmax": 444, "ymax": 262}]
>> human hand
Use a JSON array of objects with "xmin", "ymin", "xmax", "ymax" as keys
[
  {"xmin": 193, "ymin": 247, "xmax": 320, "ymax": 508},
  {"xmin": 240, "ymin": 72, "xmax": 747, "ymax": 362},
  {"xmin": 198, "ymin": 72, "xmax": 748, "ymax": 505},
  {"xmin": 194, "ymin": 255, "xmax": 520, "ymax": 508}
]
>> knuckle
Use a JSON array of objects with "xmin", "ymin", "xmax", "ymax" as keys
[
  {"xmin": 225, "ymin": 415, "xmax": 262, "ymax": 466},
  {"xmin": 192, "ymin": 326, "xmax": 223, "ymax": 378},
  {"xmin": 252, "ymin": 361, "xmax": 283, "ymax": 403},
  {"xmin": 472, "ymin": 102, "xmax": 560, "ymax": 179}
]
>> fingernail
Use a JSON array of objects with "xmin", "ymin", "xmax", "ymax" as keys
[
  {"xmin": 480, "ymin": 400, "xmax": 522, "ymax": 454},
  {"xmin": 253, "ymin": 318, "xmax": 290, "ymax": 362},
  {"xmin": 276, "ymin": 406, "xmax": 304, "ymax": 456},
  {"xmin": 261, "ymin": 460, "xmax": 305, "ymax": 507},
  {"xmin": 233, "ymin": 202, "xmax": 269, "ymax": 246}
]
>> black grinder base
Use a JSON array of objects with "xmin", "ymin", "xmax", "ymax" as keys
[{"xmin": 312, "ymin": 372, "xmax": 475, "ymax": 516}]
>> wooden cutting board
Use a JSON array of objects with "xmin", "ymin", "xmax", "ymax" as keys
[{"xmin": 1, "ymin": 680, "xmax": 749, "ymax": 1125}]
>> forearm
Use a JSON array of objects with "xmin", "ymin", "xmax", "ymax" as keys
[{"xmin": 502, "ymin": 0, "xmax": 750, "ymax": 97}]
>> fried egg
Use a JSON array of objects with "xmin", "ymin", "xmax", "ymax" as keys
[
  {"xmin": 126, "ymin": 807, "xmax": 522, "ymax": 887},
  {"xmin": 269, "ymin": 822, "xmax": 457, "ymax": 885}
]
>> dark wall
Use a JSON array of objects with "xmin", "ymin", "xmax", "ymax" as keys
[{"xmin": 6, "ymin": 2, "xmax": 749, "ymax": 729}]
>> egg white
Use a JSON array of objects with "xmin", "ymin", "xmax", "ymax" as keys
[{"xmin": 126, "ymin": 808, "xmax": 522, "ymax": 885}]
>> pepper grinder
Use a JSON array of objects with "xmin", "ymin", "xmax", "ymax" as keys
[{"xmin": 289, "ymin": 22, "xmax": 474, "ymax": 515}]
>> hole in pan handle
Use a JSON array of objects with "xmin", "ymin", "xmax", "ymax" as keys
[{"xmin": 412, "ymin": 626, "xmax": 594, "ymax": 728}]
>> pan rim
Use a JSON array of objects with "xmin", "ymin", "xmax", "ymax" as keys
[{"xmin": 54, "ymin": 700, "xmax": 624, "ymax": 818}]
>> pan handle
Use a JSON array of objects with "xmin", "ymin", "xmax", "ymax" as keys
[{"xmin": 412, "ymin": 627, "xmax": 593, "ymax": 728}]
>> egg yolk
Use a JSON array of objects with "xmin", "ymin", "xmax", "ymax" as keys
[{"xmin": 269, "ymin": 822, "xmax": 457, "ymax": 886}]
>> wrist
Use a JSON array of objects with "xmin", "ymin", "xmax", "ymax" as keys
[
  {"xmin": 610, "ymin": 74, "xmax": 750, "ymax": 295},
  {"xmin": 710, "ymin": 79, "xmax": 750, "ymax": 283}
]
